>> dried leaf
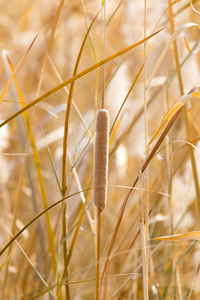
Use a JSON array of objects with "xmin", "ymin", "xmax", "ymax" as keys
[
  {"xmin": 190, "ymin": 0, "xmax": 200, "ymax": 14},
  {"xmin": 184, "ymin": 36, "xmax": 200, "ymax": 54},
  {"xmin": 191, "ymin": 92, "xmax": 200, "ymax": 98},
  {"xmin": 147, "ymin": 22, "xmax": 200, "ymax": 88},
  {"xmin": 151, "ymin": 231, "xmax": 200, "ymax": 241},
  {"xmin": 148, "ymin": 102, "xmax": 184, "ymax": 145}
]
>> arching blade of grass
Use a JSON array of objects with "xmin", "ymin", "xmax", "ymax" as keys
[
  {"xmin": 177, "ymin": 0, "xmax": 199, "ymax": 15},
  {"xmin": 150, "ymin": 0, "xmax": 181, "ymax": 35},
  {"xmin": 184, "ymin": 36, "xmax": 200, "ymax": 54},
  {"xmin": 0, "ymin": 188, "xmax": 94, "ymax": 256},
  {"xmin": 0, "ymin": 29, "xmax": 162, "ymax": 129},
  {"xmin": 6, "ymin": 57, "xmax": 57, "ymax": 277},
  {"xmin": 148, "ymin": 102, "xmax": 185, "ymax": 145},
  {"xmin": 189, "ymin": 0, "xmax": 200, "ymax": 14}
]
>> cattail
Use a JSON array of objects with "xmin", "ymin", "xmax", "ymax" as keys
[{"xmin": 94, "ymin": 109, "xmax": 110, "ymax": 211}]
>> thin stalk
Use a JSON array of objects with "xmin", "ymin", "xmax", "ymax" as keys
[
  {"xmin": 166, "ymin": 84, "xmax": 176, "ymax": 300},
  {"xmin": 96, "ymin": 210, "xmax": 102, "ymax": 300},
  {"xmin": 109, "ymin": 64, "xmax": 144, "ymax": 136},
  {"xmin": 139, "ymin": 164, "xmax": 148, "ymax": 300},
  {"xmin": 143, "ymin": 0, "xmax": 149, "ymax": 298},
  {"xmin": 60, "ymin": 10, "xmax": 101, "ymax": 300},
  {"xmin": 102, "ymin": 262, "xmax": 109, "ymax": 300},
  {"xmin": 94, "ymin": 9, "xmax": 102, "ymax": 300},
  {"xmin": 36, "ymin": 0, "xmax": 65, "ymax": 97},
  {"xmin": 102, "ymin": 0, "xmax": 106, "ymax": 110},
  {"xmin": 95, "ymin": 6, "xmax": 104, "ymax": 300},
  {"xmin": 101, "ymin": 2, "xmax": 108, "ymax": 298},
  {"xmin": 61, "ymin": 200, "xmax": 69, "ymax": 299},
  {"xmin": 168, "ymin": 0, "xmax": 200, "ymax": 219}
]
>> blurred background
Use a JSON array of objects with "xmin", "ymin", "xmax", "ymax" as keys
[{"xmin": 0, "ymin": 0, "xmax": 200, "ymax": 299}]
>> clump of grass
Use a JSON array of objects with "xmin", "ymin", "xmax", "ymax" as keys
[{"xmin": 0, "ymin": 1, "xmax": 200, "ymax": 299}]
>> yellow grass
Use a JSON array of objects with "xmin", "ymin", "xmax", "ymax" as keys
[{"xmin": 0, "ymin": 1, "xmax": 200, "ymax": 299}]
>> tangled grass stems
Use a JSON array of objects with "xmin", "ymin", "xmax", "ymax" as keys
[{"xmin": 1, "ymin": 1, "xmax": 200, "ymax": 298}]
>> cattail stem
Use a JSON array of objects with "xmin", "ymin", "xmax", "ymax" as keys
[
  {"xmin": 102, "ymin": 0, "xmax": 106, "ymax": 109},
  {"xmin": 96, "ymin": 209, "xmax": 102, "ymax": 300},
  {"xmin": 94, "ymin": 109, "xmax": 110, "ymax": 211},
  {"xmin": 94, "ymin": 108, "xmax": 109, "ymax": 299}
]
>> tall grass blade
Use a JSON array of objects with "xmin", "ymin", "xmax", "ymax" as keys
[
  {"xmin": 0, "ymin": 29, "xmax": 162, "ymax": 129},
  {"xmin": 151, "ymin": 231, "xmax": 200, "ymax": 241}
]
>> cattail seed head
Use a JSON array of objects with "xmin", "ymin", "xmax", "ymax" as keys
[{"xmin": 94, "ymin": 109, "xmax": 110, "ymax": 211}]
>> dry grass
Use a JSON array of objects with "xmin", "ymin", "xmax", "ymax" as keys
[{"xmin": 0, "ymin": 0, "xmax": 200, "ymax": 299}]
